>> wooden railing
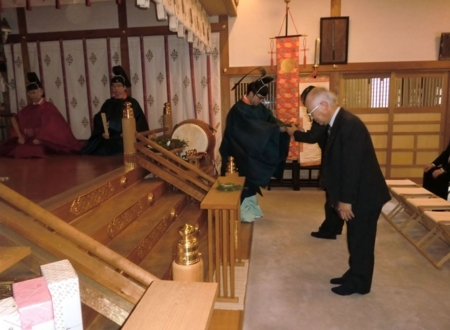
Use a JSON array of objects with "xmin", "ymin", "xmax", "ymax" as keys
[
  {"xmin": 0, "ymin": 183, "xmax": 157, "ymax": 307},
  {"xmin": 200, "ymin": 174, "xmax": 245, "ymax": 302},
  {"xmin": 134, "ymin": 132, "xmax": 216, "ymax": 202}
]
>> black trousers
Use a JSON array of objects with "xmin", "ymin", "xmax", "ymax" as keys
[
  {"xmin": 423, "ymin": 168, "xmax": 450, "ymax": 199},
  {"xmin": 341, "ymin": 208, "xmax": 381, "ymax": 293},
  {"xmin": 317, "ymin": 200, "xmax": 344, "ymax": 235}
]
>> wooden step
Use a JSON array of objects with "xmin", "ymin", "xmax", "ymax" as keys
[
  {"xmin": 138, "ymin": 203, "xmax": 207, "ymax": 279},
  {"xmin": 41, "ymin": 166, "xmax": 149, "ymax": 222},
  {"xmin": 70, "ymin": 179, "xmax": 168, "ymax": 243},
  {"xmin": 107, "ymin": 192, "xmax": 188, "ymax": 264}
]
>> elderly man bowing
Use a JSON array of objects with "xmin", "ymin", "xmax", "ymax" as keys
[{"xmin": 304, "ymin": 87, "xmax": 390, "ymax": 296}]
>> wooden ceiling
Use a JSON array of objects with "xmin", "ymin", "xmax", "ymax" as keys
[
  {"xmin": 0, "ymin": 0, "xmax": 238, "ymax": 16},
  {"xmin": 197, "ymin": 0, "xmax": 238, "ymax": 17}
]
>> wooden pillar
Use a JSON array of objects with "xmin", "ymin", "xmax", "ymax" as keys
[
  {"xmin": 331, "ymin": 0, "xmax": 341, "ymax": 17},
  {"xmin": 117, "ymin": 0, "xmax": 131, "ymax": 97},
  {"xmin": 218, "ymin": 15, "xmax": 230, "ymax": 134},
  {"xmin": 329, "ymin": 72, "xmax": 340, "ymax": 96},
  {"xmin": 17, "ymin": 8, "xmax": 30, "ymax": 84}
]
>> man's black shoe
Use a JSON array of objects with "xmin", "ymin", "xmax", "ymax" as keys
[
  {"xmin": 331, "ymin": 285, "xmax": 370, "ymax": 296},
  {"xmin": 330, "ymin": 277, "xmax": 345, "ymax": 285},
  {"xmin": 311, "ymin": 231, "xmax": 337, "ymax": 239}
]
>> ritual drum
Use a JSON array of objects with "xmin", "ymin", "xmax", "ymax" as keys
[{"xmin": 171, "ymin": 119, "xmax": 215, "ymax": 157}]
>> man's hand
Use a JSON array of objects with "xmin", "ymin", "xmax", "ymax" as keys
[
  {"xmin": 432, "ymin": 168, "xmax": 444, "ymax": 179},
  {"xmin": 32, "ymin": 139, "xmax": 40, "ymax": 145},
  {"xmin": 337, "ymin": 202, "xmax": 354, "ymax": 221},
  {"xmin": 286, "ymin": 125, "xmax": 297, "ymax": 136},
  {"xmin": 102, "ymin": 133, "xmax": 110, "ymax": 139},
  {"xmin": 17, "ymin": 138, "xmax": 25, "ymax": 144},
  {"xmin": 424, "ymin": 164, "xmax": 435, "ymax": 172}
]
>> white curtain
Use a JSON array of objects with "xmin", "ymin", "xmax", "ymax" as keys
[
  {"xmin": 168, "ymin": 35, "xmax": 195, "ymax": 125},
  {"xmin": 85, "ymin": 38, "xmax": 115, "ymax": 131},
  {"xmin": 141, "ymin": 35, "xmax": 167, "ymax": 130},
  {"xmin": 5, "ymin": 43, "xmax": 27, "ymax": 113},
  {"xmin": 6, "ymin": 32, "xmax": 222, "ymax": 160}
]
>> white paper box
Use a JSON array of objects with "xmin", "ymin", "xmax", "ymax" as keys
[
  {"xmin": 0, "ymin": 297, "xmax": 22, "ymax": 330},
  {"xmin": 41, "ymin": 260, "xmax": 83, "ymax": 330}
]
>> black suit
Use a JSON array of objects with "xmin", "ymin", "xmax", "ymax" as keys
[
  {"xmin": 422, "ymin": 141, "xmax": 450, "ymax": 199},
  {"xmin": 293, "ymin": 121, "xmax": 344, "ymax": 235},
  {"xmin": 323, "ymin": 108, "xmax": 390, "ymax": 293}
]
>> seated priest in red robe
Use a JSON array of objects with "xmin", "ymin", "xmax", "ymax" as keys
[{"xmin": 0, "ymin": 72, "xmax": 81, "ymax": 158}]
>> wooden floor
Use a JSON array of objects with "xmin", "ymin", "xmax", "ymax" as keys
[
  {"xmin": 0, "ymin": 155, "xmax": 251, "ymax": 330},
  {"xmin": 0, "ymin": 155, "xmax": 124, "ymax": 203}
]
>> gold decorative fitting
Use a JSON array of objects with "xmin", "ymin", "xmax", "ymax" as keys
[
  {"xmin": 70, "ymin": 182, "xmax": 115, "ymax": 216},
  {"xmin": 186, "ymin": 149, "xmax": 198, "ymax": 157},
  {"xmin": 120, "ymin": 176, "xmax": 128, "ymax": 187},
  {"xmin": 226, "ymin": 156, "xmax": 237, "ymax": 174},
  {"xmin": 122, "ymin": 101, "xmax": 134, "ymax": 119},
  {"xmin": 223, "ymin": 68, "xmax": 227, "ymax": 73},
  {"xmin": 170, "ymin": 208, "xmax": 177, "ymax": 219},
  {"xmin": 147, "ymin": 192, "xmax": 154, "ymax": 205},
  {"xmin": 280, "ymin": 58, "xmax": 295, "ymax": 73},
  {"xmin": 164, "ymin": 102, "xmax": 171, "ymax": 115},
  {"xmin": 175, "ymin": 224, "xmax": 201, "ymax": 265}
]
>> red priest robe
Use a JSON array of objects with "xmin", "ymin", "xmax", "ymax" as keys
[{"xmin": 0, "ymin": 99, "xmax": 81, "ymax": 158}]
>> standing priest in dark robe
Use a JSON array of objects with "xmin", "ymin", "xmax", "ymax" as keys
[
  {"xmin": 220, "ymin": 68, "xmax": 290, "ymax": 222},
  {"xmin": 81, "ymin": 66, "xmax": 149, "ymax": 156},
  {"xmin": 0, "ymin": 72, "xmax": 81, "ymax": 158}
]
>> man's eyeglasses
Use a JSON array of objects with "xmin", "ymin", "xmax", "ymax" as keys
[
  {"xmin": 255, "ymin": 94, "xmax": 265, "ymax": 101},
  {"xmin": 306, "ymin": 103, "xmax": 320, "ymax": 119}
]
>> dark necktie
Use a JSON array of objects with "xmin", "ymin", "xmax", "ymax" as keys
[{"xmin": 320, "ymin": 125, "xmax": 332, "ymax": 189}]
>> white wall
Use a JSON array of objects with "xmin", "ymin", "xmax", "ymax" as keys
[
  {"xmin": 2, "ymin": 0, "xmax": 449, "ymax": 64},
  {"xmin": 229, "ymin": 0, "xmax": 450, "ymax": 67}
]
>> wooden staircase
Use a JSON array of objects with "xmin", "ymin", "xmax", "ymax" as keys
[{"xmin": 0, "ymin": 140, "xmax": 218, "ymax": 329}]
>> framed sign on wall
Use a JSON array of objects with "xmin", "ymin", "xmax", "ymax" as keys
[
  {"xmin": 320, "ymin": 17, "xmax": 349, "ymax": 65},
  {"xmin": 439, "ymin": 33, "xmax": 450, "ymax": 60}
]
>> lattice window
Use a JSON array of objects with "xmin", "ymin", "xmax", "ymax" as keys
[
  {"xmin": 394, "ymin": 76, "xmax": 443, "ymax": 107},
  {"xmin": 342, "ymin": 77, "xmax": 390, "ymax": 108}
]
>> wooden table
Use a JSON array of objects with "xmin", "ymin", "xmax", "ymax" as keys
[
  {"xmin": 200, "ymin": 175, "xmax": 244, "ymax": 303},
  {"xmin": 122, "ymin": 280, "xmax": 217, "ymax": 330}
]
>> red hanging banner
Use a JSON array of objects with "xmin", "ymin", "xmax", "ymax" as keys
[{"xmin": 276, "ymin": 36, "xmax": 300, "ymax": 160}]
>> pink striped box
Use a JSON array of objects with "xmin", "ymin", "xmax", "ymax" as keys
[{"xmin": 13, "ymin": 277, "xmax": 55, "ymax": 330}]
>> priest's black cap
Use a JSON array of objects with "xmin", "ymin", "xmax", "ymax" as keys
[
  {"xmin": 111, "ymin": 65, "xmax": 131, "ymax": 88},
  {"xmin": 231, "ymin": 67, "xmax": 273, "ymax": 97},
  {"xmin": 248, "ymin": 76, "xmax": 273, "ymax": 97},
  {"xmin": 301, "ymin": 85, "xmax": 315, "ymax": 104},
  {"xmin": 26, "ymin": 72, "xmax": 42, "ymax": 91}
]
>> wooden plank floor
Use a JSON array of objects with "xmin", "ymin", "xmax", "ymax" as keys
[
  {"xmin": 0, "ymin": 155, "xmax": 252, "ymax": 330},
  {"xmin": 0, "ymin": 155, "xmax": 124, "ymax": 203}
]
